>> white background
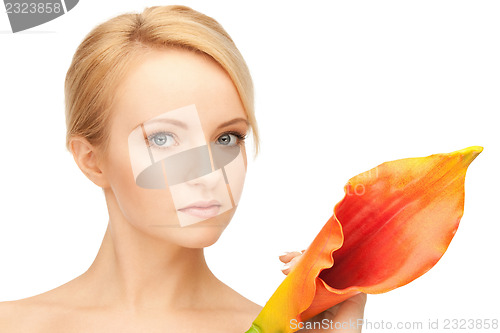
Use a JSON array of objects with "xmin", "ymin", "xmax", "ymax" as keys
[{"xmin": 1, "ymin": 1, "xmax": 498, "ymax": 332}]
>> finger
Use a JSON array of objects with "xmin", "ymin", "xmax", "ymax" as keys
[
  {"xmin": 281, "ymin": 262, "xmax": 292, "ymax": 275},
  {"xmin": 281, "ymin": 254, "xmax": 303, "ymax": 275},
  {"xmin": 278, "ymin": 251, "xmax": 303, "ymax": 263},
  {"xmin": 327, "ymin": 293, "xmax": 368, "ymax": 333}
]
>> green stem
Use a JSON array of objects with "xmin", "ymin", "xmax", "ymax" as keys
[{"xmin": 245, "ymin": 323, "xmax": 263, "ymax": 333}]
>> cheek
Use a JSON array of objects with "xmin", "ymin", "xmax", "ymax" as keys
[
  {"xmin": 224, "ymin": 146, "xmax": 247, "ymax": 205},
  {"xmin": 106, "ymin": 142, "xmax": 180, "ymax": 227},
  {"xmin": 121, "ymin": 187, "xmax": 180, "ymax": 227}
]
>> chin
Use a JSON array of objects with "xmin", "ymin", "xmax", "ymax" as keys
[
  {"xmin": 176, "ymin": 226, "xmax": 225, "ymax": 248},
  {"xmin": 175, "ymin": 207, "xmax": 236, "ymax": 248}
]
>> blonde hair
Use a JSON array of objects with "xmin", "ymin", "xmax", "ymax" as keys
[{"xmin": 65, "ymin": 5, "xmax": 260, "ymax": 158}]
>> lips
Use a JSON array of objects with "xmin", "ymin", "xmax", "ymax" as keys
[{"xmin": 178, "ymin": 200, "xmax": 222, "ymax": 219}]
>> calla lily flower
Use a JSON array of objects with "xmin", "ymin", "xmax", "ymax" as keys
[{"xmin": 246, "ymin": 146, "xmax": 482, "ymax": 333}]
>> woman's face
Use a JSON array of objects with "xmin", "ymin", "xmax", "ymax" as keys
[{"xmin": 100, "ymin": 48, "xmax": 248, "ymax": 248}]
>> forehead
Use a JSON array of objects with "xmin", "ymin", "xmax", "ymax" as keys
[{"xmin": 112, "ymin": 48, "xmax": 247, "ymax": 133}]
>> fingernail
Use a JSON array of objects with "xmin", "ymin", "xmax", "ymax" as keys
[
  {"xmin": 281, "ymin": 264, "xmax": 290, "ymax": 270},
  {"xmin": 279, "ymin": 252, "xmax": 290, "ymax": 257}
]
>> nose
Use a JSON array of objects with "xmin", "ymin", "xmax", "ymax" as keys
[
  {"xmin": 185, "ymin": 142, "xmax": 227, "ymax": 189},
  {"xmin": 185, "ymin": 167, "xmax": 225, "ymax": 189},
  {"xmin": 162, "ymin": 142, "xmax": 239, "ymax": 189},
  {"xmin": 162, "ymin": 145, "xmax": 212, "ymax": 186}
]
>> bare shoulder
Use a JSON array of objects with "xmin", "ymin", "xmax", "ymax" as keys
[
  {"xmin": 199, "ymin": 282, "xmax": 262, "ymax": 333},
  {"xmin": 214, "ymin": 280, "xmax": 263, "ymax": 324},
  {"xmin": 0, "ymin": 297, "xmax": 49, "ymax": 332},
  {"xmin": 0, "ymin": 283, "xmax": 80, "ymax": 332},
  {"xmin": 0, "ymin": 300, "xmax": 20, "ymax": 331}
]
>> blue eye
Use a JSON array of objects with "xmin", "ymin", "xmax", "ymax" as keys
[
  {"xmin": 217, "ymin": 133, "xmax": 236, "ymax": 146},
  {"xmin": 148, "ymin": 132, "xmax": 176, "ymax": 148},
  {"xmin": 217, "ymin": 132, "xmax": 246, "ymax": 146}
]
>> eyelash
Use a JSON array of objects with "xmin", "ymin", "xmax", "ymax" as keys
[
  {"xmin": 222, "ymin": 131, "xmax": 248, "ymax": 145},
  {"xmin": 145, "ymin": 131, "xmax": 176, "ymax": 149},
  {"xmin": 145, "ymin": 130, "xmax": 248, "ymax": 149}
]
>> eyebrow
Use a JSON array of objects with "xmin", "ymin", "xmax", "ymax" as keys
[
  {"xmin": 142, "ymin": 117, "xmax": 248, "ymax": 130},
  {"xmin": 146, "ymin": 118, "xmax": 188, "ymax": 129},
  {"xmin": 216, "ymin": 118, "xmax": 249, "ymax": 130}
]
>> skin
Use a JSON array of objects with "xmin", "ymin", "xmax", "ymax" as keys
[{"xmin": 0, "ymin": 48, "xmax": 366, "ymax": 332}]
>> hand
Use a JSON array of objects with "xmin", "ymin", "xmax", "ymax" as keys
[{"xmin": 279, "ymin": 251, "xmax": 367, "ymax": 332}]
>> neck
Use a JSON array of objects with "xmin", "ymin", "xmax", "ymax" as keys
[{"xmin": 80, "ymin": 189, "xmax": 220, "ymax": 311}]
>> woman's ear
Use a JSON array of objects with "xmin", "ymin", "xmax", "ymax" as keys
[{"xmin": 69, "ymin": 137, "xmax": 110, "ymax": 188}]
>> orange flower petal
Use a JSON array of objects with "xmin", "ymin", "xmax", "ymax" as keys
[{"xmin": 247, "ymin": 146, "xmax": 482, "ymax": 333}]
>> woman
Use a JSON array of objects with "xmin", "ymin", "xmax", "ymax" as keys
[{"xmin": 0, "ymin": 5, "xmax": 366, "ymax": 332}]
